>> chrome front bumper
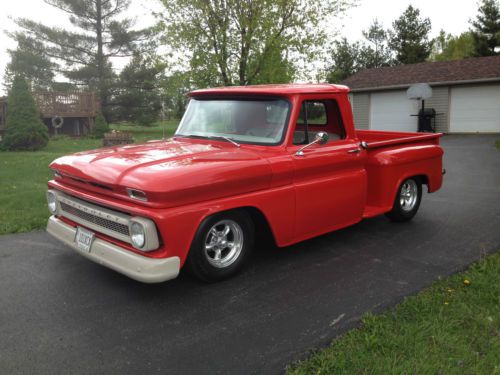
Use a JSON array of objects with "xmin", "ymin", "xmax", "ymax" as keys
[{"xmin": 47, "ymin": 216, "xmax": 180, "ymax": 283}]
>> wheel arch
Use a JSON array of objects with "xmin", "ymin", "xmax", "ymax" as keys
[
  {"xmin": 392, "ymin": 173, "xmax": 428, "ymax": 202},
  {"xmin": 415, "ymin": 174, "xmax": 430, "ymax": 192},
  {"xmin": 200, "ymin": 205, "xmax": 278, "ymax": 247}
]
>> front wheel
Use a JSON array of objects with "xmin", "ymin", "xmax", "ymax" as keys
[
  {"xmin": 385, "ymin": 177, "xmax": 422, "ymax": 222},
  {"xmin": 186, "ymin": 210, "xmax": 254, "ymax": 282}
]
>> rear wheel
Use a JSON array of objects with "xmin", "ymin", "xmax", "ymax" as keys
[
  {"xmin": 187, "ymin": 210, "xmax": 254, "ymax": 282},
  {"xmin": 385, "ymin": 177, "xmax": 422, "ymax": 222}
]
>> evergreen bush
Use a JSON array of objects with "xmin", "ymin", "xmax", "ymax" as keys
[
  {"xmin": 1, "ymin": 76, "xmax": 48, "ymax": 151},
  {"xmin": 91, "ymin": 111, "xmax": 109, "ymax": 139}
]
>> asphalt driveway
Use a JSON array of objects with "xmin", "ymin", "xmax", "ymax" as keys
[{"xmin": 0, "ymin": 135, "xmax": 499, "ymax": 374}]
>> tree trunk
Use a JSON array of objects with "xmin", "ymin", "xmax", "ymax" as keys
[{"xmin": 96, "ymin": 0, "xmax": 106, "ymax": 111}]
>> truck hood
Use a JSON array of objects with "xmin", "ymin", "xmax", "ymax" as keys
[{"xmin": 50, "ymin": 139, "xmax": 273, "ymax": 208}]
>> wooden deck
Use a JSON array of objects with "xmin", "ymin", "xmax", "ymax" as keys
[
  {"xmin": 0, "ymin": 92, "xmax": 98, "ymax": 136},
  {"xmin": 33, "ymin": 91, "xmax": 99, "ymax": 118}
]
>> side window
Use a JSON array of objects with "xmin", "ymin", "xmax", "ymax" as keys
[
  {"xmin": 293, "ymin": 99, "xmax": 346, "ymax": 145},
  {"xmin": 297, "ymin": 101, "xmax": 327, "ymax": 125}
]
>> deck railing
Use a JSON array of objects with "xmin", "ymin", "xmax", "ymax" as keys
[{"xmin": 33, "ymin": 91, "xmax": 99, "ymax": 118}]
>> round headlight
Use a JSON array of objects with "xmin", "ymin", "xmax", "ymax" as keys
[
  {"xmin": 47, "ymin": 191, "xmax": 57, "ymax": 214},
  {"xmin": 130, "ymin": 222, "xmax": 145, "ymax": 248}
]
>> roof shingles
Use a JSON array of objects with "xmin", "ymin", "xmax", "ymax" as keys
[{"xmin": 341, "ymin": 56, "xmax": 500, "ymax": 91}]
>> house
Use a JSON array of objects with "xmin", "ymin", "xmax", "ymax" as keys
[
  {"xmin": 341, "ymin": 56, "xmax": 500, "ymax": 133},
  {"xmin": 0, "ymin": 91, "xmax": 99, "ymax": 137},
  {"xmin": 34, "ymin": 91, "xmax": 99, "ymax": 136}
]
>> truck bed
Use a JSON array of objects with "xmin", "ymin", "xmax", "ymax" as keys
[
  {"xmin": 355, "ymin": 130, "xmax": 444, "ymax": 219},
  {"xmin": 356, "ymin": 129, "xmax": 442, "ymax": 149}
]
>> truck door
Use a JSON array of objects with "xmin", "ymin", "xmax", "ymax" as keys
[{"xmin": 289, "ymin": 95, "xmax": 367, "ymax": 241}]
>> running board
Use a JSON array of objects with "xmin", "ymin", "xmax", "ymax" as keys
[{"xmin": 363, "ymin": 205, "xmax": 391, "ymax": 218}]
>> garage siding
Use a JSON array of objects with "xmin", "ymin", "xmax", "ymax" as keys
[
  {"xmin": 351, "ymin": 93, "xmax": 370, "ymax": 130},
  {"xmin": 425, "ymin": 86, "xmax": 449, "ymax": 133},
  {"xmin": 351, "ymin": 83, "xmax": 500, "ymax": 133}
]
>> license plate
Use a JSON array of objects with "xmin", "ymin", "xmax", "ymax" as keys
[{"xmin": 75, "ymin": 227, "xmax": 95, "ymax": 253}]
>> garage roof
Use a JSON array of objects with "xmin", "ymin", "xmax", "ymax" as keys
[{"xmin": 341, "ymin": 56, "xmax": 500, "ymax": 92}]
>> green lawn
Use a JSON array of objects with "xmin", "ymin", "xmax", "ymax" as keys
[
  {"xmin": 495, "ymin": 140, "xmax": 500, "ymax": 149},
  {"xmin": 0, "ymin": 120, "xmax": 178, "ymax": 235},
  {"xmin": 289, "ymin": 252, "xmax": 500, "ymax": 375}
]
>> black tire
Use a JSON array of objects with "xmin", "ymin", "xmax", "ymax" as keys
[
  {"xmin": 385, "ymin": 177, "xmax": 422, "ymax": 222},
  {"xmin": 186, "ymin": 210, "xmax": 254, "ymax": 282}
]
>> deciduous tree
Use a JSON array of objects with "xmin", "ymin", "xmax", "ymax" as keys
[
  {"xmin": 157, "ymin": 0, "xmax": 351, "ymax": 87},
  {"xmin": 431, "ymin": 31, "xmax": 475, "ymax": 61}
]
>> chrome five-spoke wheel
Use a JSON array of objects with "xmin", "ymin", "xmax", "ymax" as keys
[
  {"xmin": 386, "ymin": 177, "xmax": 422, "ymax": 222},
  {"xmin": 399, "ymin": 179, "xmax": 418, "ymax": 212},
  {"xmin": 187, "ymin": 210, "xmax": 254, "ymax": 281},
  {"xmin": 204, "ymin": 220, "xmax": 243, "ymax": 268}
]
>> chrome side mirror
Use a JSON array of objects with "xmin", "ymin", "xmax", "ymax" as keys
[
  {"xmin": 315, "ymin": 131, "xmax": 329, "ymax": 145},
  {"xmin": 296, "ymin": 132, "xmax": 329, "ymax": 156}
]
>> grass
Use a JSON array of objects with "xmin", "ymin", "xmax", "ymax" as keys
[
  {"xmin": 288, "ymin": 251, "xmax": 500, "ymax": 375},
  {"xmin": 111, "ymin": 120, "xmax": 178, "ymax": 142},
  {"xmin": 0, "ymin": 120, "xmax": 178, "ymax": 235},
  {"xmin": 495, "ymin": 140, "xmax": 500, "ymax": 149}
]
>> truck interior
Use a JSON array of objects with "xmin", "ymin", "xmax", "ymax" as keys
[{"xmin": 293, "ymin": 100, "xmax": 346, "ymax": 145}]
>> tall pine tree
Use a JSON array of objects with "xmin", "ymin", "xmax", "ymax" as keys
[
  {"xmin": 11, "ymin": 0, "xmax": 152, "ymax": 115},
  {"xmin": 389, "ymin": 5, "xmax": 433, "ymax": 64},
  {"xmin": 361, "ymin": 19, "xmax": 393, "ymax": 68},
  {"xmin": 325, "ymin": 38, "xmax": 363, "ymax": 83},
  {"xmin": 471, "ymin": 0, "xmax": 500, "ymax": 56},
  {"xmin": 114, "ymin": 55, "xmax": 163, "ymax": 126},
  {"xmin": 4, "ymin": 34, "xmax": 55, "ymax": 90}
]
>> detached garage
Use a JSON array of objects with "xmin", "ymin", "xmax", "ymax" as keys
[{"xmin": 342, "ymin": 56, "xmax": 500, "ymax": 133}]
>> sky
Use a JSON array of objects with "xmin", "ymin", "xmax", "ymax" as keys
[{"xmin": 0, "ymin": 0, "xmax": 481, "ymax": 94}]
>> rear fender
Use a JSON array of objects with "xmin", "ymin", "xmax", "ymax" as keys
[{"xmin": 366, "ymin": 144, "xmax": 443, "ymax": 208}]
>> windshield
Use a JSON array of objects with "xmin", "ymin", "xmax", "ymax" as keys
[{"xmin": 175, "ymin": 98, "xmax": 291, "ymax": 145}]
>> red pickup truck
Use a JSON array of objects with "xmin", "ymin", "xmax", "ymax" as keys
[{"xmin": 46, "ymin": 84, "xmax": 444, "ymax": 283}]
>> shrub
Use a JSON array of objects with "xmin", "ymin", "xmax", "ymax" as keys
[
  {"xmin": 91, "ymin": 111, "xmax": 109, "ymax": 139},
  {"xmin": 1, "ymin": 76, "xmax": 48, "ymax": 151}
]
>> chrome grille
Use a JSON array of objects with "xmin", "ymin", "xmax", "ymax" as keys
[
  {"xmin": 60, "ymin": 202, "xmax": 130, "ymax": 236},
  {"xmin": 54, "ymin": 192, "xmax": 132, "ymax": 243}
]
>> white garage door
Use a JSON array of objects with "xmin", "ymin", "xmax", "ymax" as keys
[
  {"xmin": 450, "ymin": 85, "xmax": 500, "ymax": 133},
  {"xmin": 369, "ymin": 91, "xmax": 419, "ymax": 132}
]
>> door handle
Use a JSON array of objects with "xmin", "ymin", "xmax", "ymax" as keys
[{"xmin": 347, "ymin": 148, "xmax": 361, "ymax": 154}]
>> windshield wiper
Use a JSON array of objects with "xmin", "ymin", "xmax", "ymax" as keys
[
  {"xmin": 210, "ymin": 135, "xmax": 241, "ymax": 147},
  {"xmin": 177, "ymin": 134, "xmax": 241, "ymax": 147}
]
